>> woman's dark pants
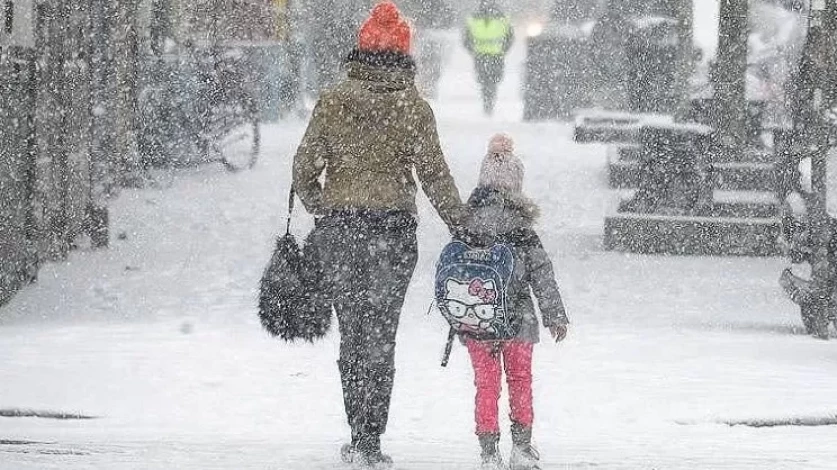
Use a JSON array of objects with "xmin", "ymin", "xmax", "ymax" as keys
[{"xmin": 313, "ymin": 211, "xmax": 418, "ymax": 454}]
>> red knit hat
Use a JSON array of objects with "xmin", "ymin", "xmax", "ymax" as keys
[{"xmin": 358, "ymin": 1, "xmax": 412, "ymax": 54}]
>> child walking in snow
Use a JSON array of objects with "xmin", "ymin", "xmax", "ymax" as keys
[{"xmin": 458, "ymin": 134, "xmax": 569, "ymax": 470}]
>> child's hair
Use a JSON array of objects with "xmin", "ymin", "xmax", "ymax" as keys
[{"xmin": 478, "ymin": 133, "xmax": 524, "ymax": 194}]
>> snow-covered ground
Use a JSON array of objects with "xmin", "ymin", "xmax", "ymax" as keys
[{"xmin": 3, "ymin": 32, "xmax": 837, "ymax": 470}]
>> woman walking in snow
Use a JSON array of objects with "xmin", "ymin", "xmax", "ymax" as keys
[
  {"xmin": 457, "ymin": 134, "xmax": 569, "ymax": 470},
  {"xmin": 292, "ymin": 2, "xmax": 463, "ymax": 468}
]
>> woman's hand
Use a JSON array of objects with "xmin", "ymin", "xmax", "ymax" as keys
[{"xmin": 549, "ymin": 324, "xmax": 568, "ymax": 343}]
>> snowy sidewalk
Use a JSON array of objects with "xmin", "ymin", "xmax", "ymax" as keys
[{"xmin": 3, "ymin": 35, "xmax": 837, "ymax": 470}]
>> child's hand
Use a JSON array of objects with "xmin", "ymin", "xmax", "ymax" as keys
[{"xmin": 550, "ymin": 324, "xmax": 568, "ymax": 343}]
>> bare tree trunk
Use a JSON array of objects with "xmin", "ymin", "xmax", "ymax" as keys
[
  {"xmin": 88, "ymin": 0, "xmax": 139, "ymax": 246},
  {"xmin": 35, "ymin": 1, "xmax": 72, "ymax": 260},
  {"xmin": 786, "ymin": 0, "xmax": 837, "ymax": 338},
  {"xmin": 810, "ymin": 1, "xmax": 837, "ymax": 224},
  {"xmin": 806, "ymin": 1, "xmax": 837, "ymax": 316},
  {"xmin": 674, "ymin": 0, "xmax": 694, "ymax": 120},
  {"xmin": 714, "ymin": 0, "xmax": 749, "ymax": 158},
  {"xmin": 113, "ymin": 0, "xmax": 141, "ymax": 186},
  {"xmin": 150, "ymin": 0, "xmax": 172, "ymax": 55}
]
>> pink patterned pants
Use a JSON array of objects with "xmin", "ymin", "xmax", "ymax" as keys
[{"xmin": 465, "ymin": 339, "xmax": 534, "ymax": 435}]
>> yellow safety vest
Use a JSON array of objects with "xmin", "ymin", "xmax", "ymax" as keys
[
  {"xmin": 467, "ymin": 17, "xmax": 511, "ymax": 56},
  {"xmin": 274, "ymin": 0, "xmax": 289, "ymax": 40}
]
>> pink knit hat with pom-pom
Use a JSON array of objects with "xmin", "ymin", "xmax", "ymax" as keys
[{"xmin": 478, "ymin": 133, "xmax": 524, "ymax": 194}]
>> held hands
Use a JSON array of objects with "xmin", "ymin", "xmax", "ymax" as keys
[{"xmin": 549, "ymin": 324, "xmax": 568, "ymax": 343}]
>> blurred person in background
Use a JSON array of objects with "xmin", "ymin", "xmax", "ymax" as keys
[{"xmin": 463, "ymin": 0, "xmax": 514, "ymax": 116}]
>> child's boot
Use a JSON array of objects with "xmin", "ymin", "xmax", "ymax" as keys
[
  {"xmin": 509, "ymin": 422, "xmax": 540, "ymax": 470},
  {"xmin": 477, "ymin": 433, "xmax": 504, "ymax": 470}
]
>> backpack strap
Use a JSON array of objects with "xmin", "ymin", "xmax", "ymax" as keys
[
  {"xmin": 440, "ymin": 327, "xmax": 456, "ymax": 367},
  {"xmin": 286, "ymin": 187, "xmax": 295, "ymax": 236}
]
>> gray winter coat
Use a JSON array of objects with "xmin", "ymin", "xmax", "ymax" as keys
[{"xmin": 463, "ymin": 187, "xmax": 569, "ymax": 343}]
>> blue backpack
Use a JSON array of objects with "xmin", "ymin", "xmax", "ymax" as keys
[{"xmin": 435, "ymin": 240, "xmax": 518, "ymax": 342}]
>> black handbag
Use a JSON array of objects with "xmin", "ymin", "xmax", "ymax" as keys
[{"xmin": 258, "ymin": 189, "xmax": 332, "ymax": 342}]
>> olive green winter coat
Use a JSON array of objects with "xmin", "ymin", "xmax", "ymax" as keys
[{"xmin": 292, "ymin": 52, "xmax": 463, "ymax": 230}]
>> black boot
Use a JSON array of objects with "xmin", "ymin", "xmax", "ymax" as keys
[
  {"xmin": 510, "ymin": 422, "xmax": 531, "ymax": 446},
  {"xmin": 478, "ymin": 433, "xmax": 503, "ymax": 469},
  {"xmin": 355, "ymin": 433, "xmax": 393, "ymax": 469},
  {"xmin": 338, "ymin": 360, "xmax": 361, "ymax": 463},
  {"xmin": 353, "ymin": 364, "xmax": 395, "ymax": 468}
]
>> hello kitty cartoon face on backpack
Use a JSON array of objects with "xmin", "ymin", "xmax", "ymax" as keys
[
  {"xmin": 442, "ymin": 278, "xmax": 502, "ymax": 334},
  {"xmin": 435, "ymin": 241, "xmax": 519, "ymax": 341}
]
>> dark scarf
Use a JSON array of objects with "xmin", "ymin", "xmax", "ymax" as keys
[{"xmin": 345, "ymin": 49, "xmax": 416, "ymax": 72}]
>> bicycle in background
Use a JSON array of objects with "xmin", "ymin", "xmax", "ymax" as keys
[{"xmin": 138, "ymin": 44, "xmax": 261, "ymax": 173}]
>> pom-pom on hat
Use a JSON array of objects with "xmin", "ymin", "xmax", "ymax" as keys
[
  {"xmin": 478, "ymin": 133, "xmax": 524, "ymax": 194},
  {"xmin": 358, "ymin": 1, "xmax": 412, "ymax": 54},
  {"xmin": 487, "ymin": 133, "xmax": 514, "ymax": 155}
]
